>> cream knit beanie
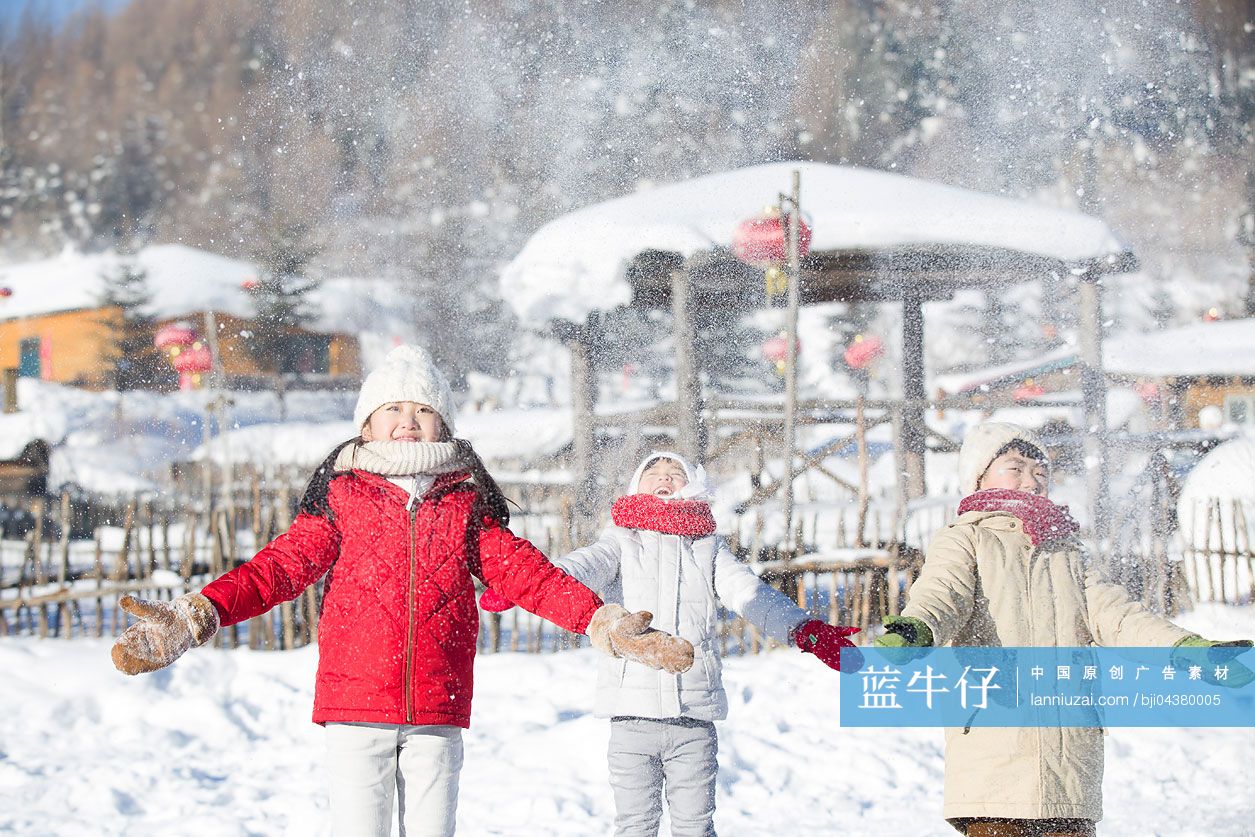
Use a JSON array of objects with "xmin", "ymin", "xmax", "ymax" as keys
[
  {"xmin": 353, "ymin": 345, "xmax": 457, "ymax": 434},
  {"xmin": 957, "ymin": 421, "xmax": 1048, "ymax": 495}
]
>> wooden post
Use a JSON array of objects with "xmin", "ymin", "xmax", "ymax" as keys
[
  {"xmin": 900, "ymin": 286, "xmax": 927, "ymax": 500},
  {"xmin": 94, "ymin": 528, "xmax": 104, "ymax": 637},
  {"xmin": 1077, "ymin": 266, "xmax": 1110, "ymax": 552},
  {"xmin": 1, "ymin": 368, "xmax": 17, "ymax": 414},
  {"xmin": 855, "ymin": 396, "xmax": 869, "ymax": 547},
  {"xmin": 568, "ymin": 333, "xmax": 598, "ymax": 547},
  {"xmin": 671, "ymin": 266, "xmax": 703, "ymax": 462},
  {"xmin": 781, "ymin": 169, "xmax": 803, "ymax": 554},
  {"xmin": 57, "ymin": 492, "xmax": 72, "ymax": 637}
]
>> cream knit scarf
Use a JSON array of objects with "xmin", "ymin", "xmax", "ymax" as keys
[
  {"xmin": 334, "ymin": 440, "xmax": 467, "ymax": 510},
  {"xmin": 334, "ymin": 440, "xmax": 465, "ymax": 477}
]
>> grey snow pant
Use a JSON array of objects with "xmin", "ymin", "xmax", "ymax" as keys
[{"xmin": 607, "ymin": 716, "xmax": 718, "ymax": 837}]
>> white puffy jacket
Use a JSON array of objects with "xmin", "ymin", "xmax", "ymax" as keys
[{"xmin": 555, "ymin": 525, "xmax": 809, "ymax": 721}]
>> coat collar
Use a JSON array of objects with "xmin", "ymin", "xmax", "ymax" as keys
[{"xmin": 351, "ymin": 469, "xmax": 471, "ymax": 505}]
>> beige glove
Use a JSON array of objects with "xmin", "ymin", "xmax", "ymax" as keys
[
  {"xmin": 111, "ymin": 593, "xmax": 220, "ymax": 675},
  {"xmin": 587, "ymin": 603, "xmax": 694, "ymax": 674}
]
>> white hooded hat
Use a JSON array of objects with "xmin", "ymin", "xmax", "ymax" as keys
[
  {"xmin": 628, "ymin": 451, "xmax": 714, "ymax": 501},
  {"xmin": 353, "ymin": 345, "xmax": 457, "ymax": 434},
  {"xmin": 957, "ymin": 421, "xmax": 1048, "ymax": 496}
]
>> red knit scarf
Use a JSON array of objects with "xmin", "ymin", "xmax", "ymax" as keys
[
  {"xmin": 611, "ymin": 494, "xmax": 717, "ymax": 537},
  {"xmin": 957, "ymin": 489, "xmax": 1080, "ymax": 546}
]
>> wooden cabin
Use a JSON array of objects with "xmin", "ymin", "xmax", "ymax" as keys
[
  {"xmin": 0, "ymin": 244, "xmax": 361, "ymax": 390},
  {"xmin": 934, "ymin": 319, "xmax": 1255, "ymax": 431},
  {"xmin": 0, "ymin": 308, "xmax": 359, "ymax": 390},
  {"xmin": 0, "ymin": 439, "xmax": 49, "ymax": 506}
]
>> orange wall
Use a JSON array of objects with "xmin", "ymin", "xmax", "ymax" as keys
[
  {"xmin": 0, "ymin": 308, "xmax": 359, "ymax": 387},
  {"xmin": 0, "ymin": 307, "xmax": 119, "ymax": 387},
  {"xmin": 1183, "ymin": 379, "xmax": 1255, "ymax": 426}
]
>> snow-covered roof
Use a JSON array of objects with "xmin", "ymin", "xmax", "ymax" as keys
[
  {"xmin": 0, "ymin": 410, "xmax": 59, "ymax": 460},
  {"xmin": 0, "ymin": 244, "xmax": 260, "ymax": 323},
  {"xmin": 933, "ymin": 346, "xmax": 1077, "ymax": 395},
  {"xmin": 1103, "ymin": 319, "xmax": 1255, "ymax": 378},
  {"xmin": 502, "ymin": 161, "xmax": 1132, "ymax": 324},
  {"xmin": 0, "ymin": 245, "xmax": 417, "ymax": 346},
  {"xmin": 935, "ymin": 319, "xmax": 1255, "ymax": 395}
]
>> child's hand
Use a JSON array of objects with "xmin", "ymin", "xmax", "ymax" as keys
[
  {"xmin": 872, "ymin": 616, "xmax": 933, "ymax": 663},
  {"xmin": 110, "ymin": 593, "xmax": 220, "ymax": 675},
  {"xmin": 478, "ymin": 589, "xmax": 514, "ymax": 613},
  {"xmin": 1172, "ymin": 636, "xmax": 1255, "ymax": 688},
  {"xmin": 793, "ymin": 620, "xmax": 863, "ymax": 673},
  {"xmin": 587, "ymin": 604, "xmax": 695, "ymax": 674}
]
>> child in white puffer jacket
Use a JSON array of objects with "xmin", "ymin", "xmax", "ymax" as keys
[{"xmin": 483, "ymin": 451, "xmax": 859, "ymax": 837}]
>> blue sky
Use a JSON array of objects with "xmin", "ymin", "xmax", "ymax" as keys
[{"xmin": 1, "ymin": 0, "xmax": 128, "ymax": 29}]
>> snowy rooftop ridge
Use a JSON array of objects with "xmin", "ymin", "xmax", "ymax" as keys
[
  {"xmin": 0, "ymin": 245, "xmax": 421, "ymax": 353},
  {"xmin": 935, "ymin": 318, "xmax": 1255, "ymax": 394},
  {"xmin": 502, "ymin": 161, "xmax": 1132, "ymax": 325},
  {"xmin": 0, "ymin": 244, "xmax": 260, "ymax": 323}
]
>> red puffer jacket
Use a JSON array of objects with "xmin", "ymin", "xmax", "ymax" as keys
[{"xmin": 200, "ymin": 470, "xmax": 602, "ymax": 727}]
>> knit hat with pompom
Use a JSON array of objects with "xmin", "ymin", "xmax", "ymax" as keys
[{"xmin": 353, "ymin": 345, "xmax": 457, "ymax": 434}]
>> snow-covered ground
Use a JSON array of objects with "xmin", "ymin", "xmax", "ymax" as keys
[{"xmin": 3, "ymin": 603, "xmax": 1253, "ymax": 836}]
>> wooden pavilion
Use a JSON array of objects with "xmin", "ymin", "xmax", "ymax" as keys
[{"xmin": 503, "ymin": 161, "xmax": 1137, "ymax": 545}]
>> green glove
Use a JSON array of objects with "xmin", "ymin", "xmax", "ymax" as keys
[
  {"xmin": 1171, "ymin": 636, "xmax": 1255, "ymax": 688},
  {"xmin": 873, "ymin": 616, "xmax": 934, "ymax": 663},
  {"xmin": 874, "ymin": 615, "xmax": 934, "ymax": 648}
]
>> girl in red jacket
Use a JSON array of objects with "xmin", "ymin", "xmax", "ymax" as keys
[{"xmin": 110, "ymin": 345, "xmax": 692, "ymax": 837}]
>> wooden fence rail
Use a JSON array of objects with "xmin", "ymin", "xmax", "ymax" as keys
[{"xmin": 3, "ymin": 486, "xmax": 1245, "ymax": 651}]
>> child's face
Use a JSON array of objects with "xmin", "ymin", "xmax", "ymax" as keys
[
  {"xmin": 637, "ymin": 458, "xmax": 689, "ymax": 499},
  {"xmin": 362, "ymin": 401, "xmax": 444, "ymax": 443},
  {"xmin": 978, "ymin": 451, "xmax": 1049, "ymax": 495}
]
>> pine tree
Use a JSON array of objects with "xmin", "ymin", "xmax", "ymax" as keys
[
  {"xmin": 246, "ymin": 219, "xmax": 322, "ymax": 413},
  {"xmin": 97, "ymin": 259, "xmax": 168, "ymax": 390}
]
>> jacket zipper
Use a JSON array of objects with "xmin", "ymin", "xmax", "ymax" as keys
[{"xmin": 405, "ymin": 503, "xmax": 418, "ymax": 724}]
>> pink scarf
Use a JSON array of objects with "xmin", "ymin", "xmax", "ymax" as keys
[
  {"xmin": 957, "ymin": 489, "xmax": 1079, "ymax": 546},
  {"xmin": 611, "ymin": 494, "xmax": 717, "ymax": 537}
]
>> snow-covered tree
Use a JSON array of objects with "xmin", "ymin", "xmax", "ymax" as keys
[
  {"xmin": 245, "ymin": 218, "xmax": 321, "ymax": 412},
  {"xmin": 96, "ymin": 258, "xmax": 169, "ymax": 390}
]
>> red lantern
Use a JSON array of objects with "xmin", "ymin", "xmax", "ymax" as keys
[
  {"xmin": 0, "ymin": 287, "xmax": 12, "ymax": 298},
  {"xmin": 843, "ymin": 335, "xmax": 884, "ymax": 370},
  {"xmin": 1013, "ymin": 381, "xmax": 1046, "ymax": 401},
  {"xmin": 154, "ymin": 322, "xmax": 198, "ymax": 349},
  {"xmin": 762, "ymin": 334, "xmax": 801, "ymax": 364},
  {"xmin": 1135, "ymin": 381, "xmax": 1160, "ymax": 403},
  {"xmin": 732, "ymin": 211, "xmax": 812, "ymax": 266},
  {"xmin": 171, "ymin": 343, "xmax": 213, "ymax": 375}
]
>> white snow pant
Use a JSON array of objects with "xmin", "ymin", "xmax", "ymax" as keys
[
  {"xmin": 325, "ymin": 722, "xmax": 463, "ymax": 837},
  {"xmin": 607, "ymin": 717, "xmax": 718, "ymax": 837}
]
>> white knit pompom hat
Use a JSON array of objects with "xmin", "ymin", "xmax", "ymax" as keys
[
  {"xmin": 627, "ymin": 450, "xmax": 715, "ymax": 501},
  {"xmin": 353, "ymin": 345, "xmax": 457, "ymax": 434},
  {"xmin": 957, "ymin": 421, "xmax": 1048, "ymax": 496}
]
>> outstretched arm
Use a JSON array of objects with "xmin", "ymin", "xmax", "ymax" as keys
[
  {"xmin": 475, "ymin": 521, "xmax": 604, "ymax": 633},
  {"xmin": 548, "ymin": 526, "xmax": 623, "ymax": 594},
  {"xmin": 201, "ymin": 511, "xmax": 342, "ymax": 626},
  {"xmin": 112, "ymin": 511, "xmax": 341, "ymax": 675},
  {"xmin": 898, "ymin": 526, "xmax": 979, "ymax": 647},
  {"xmin": 475, "ymin": 521, "xmax": 692, "ymax": 673},
  {"xmin": 712, "ymin": 538, "xmax": 809, "ymax": 644}
]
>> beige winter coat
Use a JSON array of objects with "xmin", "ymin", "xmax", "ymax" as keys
[{"xmin": 902, "ymin": 509, "xmax": 1192, "ymax": 824}]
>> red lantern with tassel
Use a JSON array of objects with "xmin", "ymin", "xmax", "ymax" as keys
[
  {"xmin": 843, "ymin": 335, "xmax": 884, "ymax": 370},
  {"xmin": 732, "ymin": 210, "xmax": 813, "ymax": 267}
]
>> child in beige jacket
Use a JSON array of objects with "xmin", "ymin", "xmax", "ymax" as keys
[{"xmin": 874, "ymin": 421, "xmax": 1252, "ymax": 837}]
